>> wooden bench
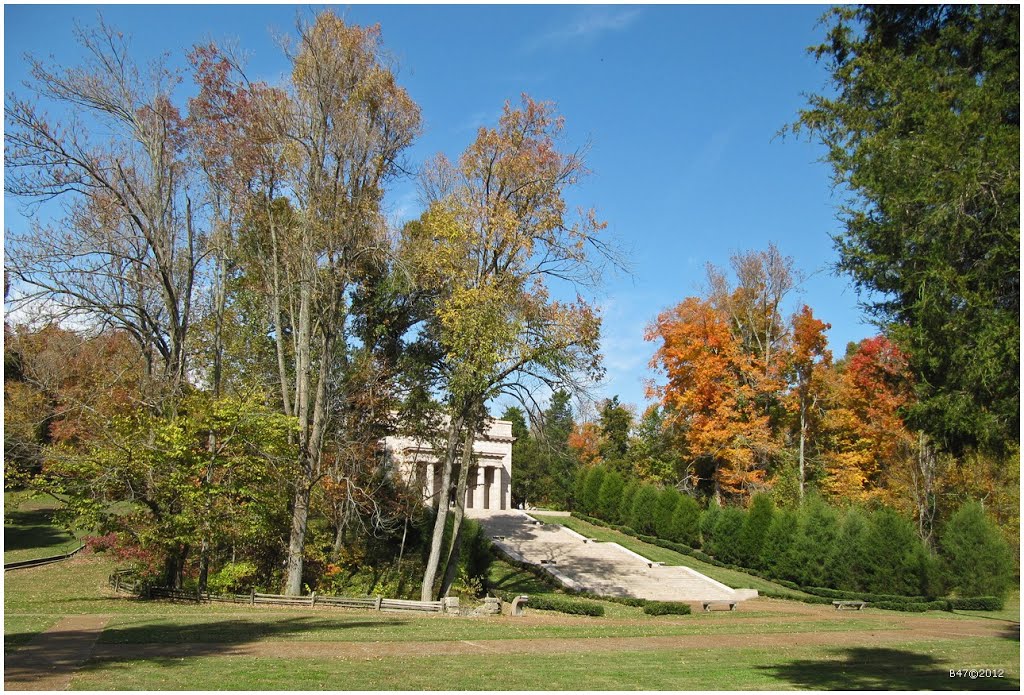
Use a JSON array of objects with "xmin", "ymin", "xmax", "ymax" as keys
[
  {"xmin": 510, "ymin": 595, "xmax": 529, "ymax": 617},
  {"xmin": 833, "ymin": 600, "xmax": 867, "ymax": 610},
  {"xmin": 702, "ymin": 601, "xmax": 737, "ymax": 612}
]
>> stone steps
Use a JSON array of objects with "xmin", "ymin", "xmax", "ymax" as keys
[{"xmin": 468, "ymin": 509, "xmax": 754, "ymax": 604}]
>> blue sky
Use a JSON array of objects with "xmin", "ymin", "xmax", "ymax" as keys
[{"xmin": 4, "ymin": 3, "xmax": 875, "ymax": 414}]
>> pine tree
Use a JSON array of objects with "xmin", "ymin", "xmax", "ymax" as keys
[
  {"xmin": 761, "ymin": 509, "xmax": 800, "ymax": 581},
  {"xmin": 630, "ymin": 484, "xmax": 660, "ymax": 535},
  {"xmin": 668, "ymin": 495, "xmax": 702, "ymax": 547},
  {"xmin": 939, "ymin": 501, "xmax": 1014, "ymax": 597},
  {"xmin": 596, "ymin": 470, "xmax": 625, "ymax": 522},
  {"xmin": 789, "ymin": 497, "xmax": 839, "ymax": 588},
  {"xmin": 709, "ymin": 507, "xmax": 746, "ymax": 564},
  {"xmin": 864, "ymin": 508, "xmax": 922, "ymax": 595},
  {"xmin": 654, "ymin": 487, "xmax": 681, "ymax": 538},
  {"xmin": 828, "ymin": 506, "xmax": 872, "ymax": 592},
  {"xmin": 618, "ymin": 481, "xmax": 640, "ymax": 526},
  {"xmin": 738, "ymin": 494, "xmax": 775, "ymax": 569}
]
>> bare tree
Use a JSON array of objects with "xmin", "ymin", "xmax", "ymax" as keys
[{"xmin": 5, "ymin": 18, "xmax": 200, "ymax": 393}]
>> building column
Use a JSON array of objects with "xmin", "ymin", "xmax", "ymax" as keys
[
  {"xmin": 472, "ymin": 466, "xmax": 485, "ymax": 510},
  {"xmin": 489, "ymin": 466, "xmax": 501, "ymax": 510}
]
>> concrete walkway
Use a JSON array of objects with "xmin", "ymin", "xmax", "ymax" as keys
[
  {"xmin": 470, "ymin": 509, "xmax": 756, "ymax": 604},
  {"xmin": 4, "ymin": 614, "xmax": 111, "ymax": 691}
]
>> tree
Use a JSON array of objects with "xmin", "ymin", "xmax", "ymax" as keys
[
  {"xmin": 647, "ymin": 298, "xmax": 776, "ymax": 502},
  {"xmin": 820, "ymin": 337, "xmax": 916, "ymax": 504},
  {"xmin": 785, "ymin": 306, "xmax": 832, "ymax": 499},
  {"xmin": 618, "ymin": 480, "xmax": 640, "ymax": 526},
  {"xmin": 408, "ymin": 95, "xmax": 610, "ymax": 599},
  {"xmin": 579, "ymin": 466, "xmax": 606, "ymax": 517},
  {"xmin": 596, "ymin": 469, "xmax": 625, "ymax": 521},
  {"xmin": 738, "ymin": 493, "xmax": 775, "ymax": 569},
  {"xmin": 794, "ymin": 5, "xmax": 1020, "ymax": 454},
  {"xmin": 708, "ymin": 507, "xmax": 745, "ymax": 565},
  {"xmin": 629, "ymin": 484, "xmax": 659, "ymax": 535},
  {"xmin": 761, "ymin": 509, "xmax": 799, "ymax": 581},
  {"xmin": 597, "ymin": 396, "xmax": 633, "ymax": 470},
  {"xmin": 6, "ymin": 18, "xmax": 201, "ymax": 392},
  {"xmin": 938, "ymin": 501, "xmax": 1014, "ymax": 598},
  {"xmin": 504, "ymin": 406, "xmax": 541, "ymax": 509},
  {"xmin": 668, "ymin": 495, "xmax": 701, "ymax": 547},
  {"xmin": 654, "ymin": 486, "xmax": 681, "ymax": 539},
  {"xmin": 534, "ymin": 390, "xmax": 577, "ymax": 507},
  {"xmin": 259, "ymin": 12, "xmax": 421, "ymax": 595},
  {"xmin": 864, "ymin": 507, "xmax": 923, "ymax": 596},
  {"xmin": 629, "ymin": 405, "xmax": 678, "ymax": 485},
  {"xmin": 788, "ymin": 497, "xmax": 839, "ymax": 588}
]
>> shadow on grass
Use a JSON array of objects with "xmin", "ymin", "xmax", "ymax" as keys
[
  {"xmin": 5, "ymin": 615, "xmax": 407, "ymax": 688},
  {"xmin": 3, "ymin": 508, "xmax": 75, "ymax": 554},
  {"xmin": 758, "ymin": 647, "xmax": 1020, "ymax": 690}
]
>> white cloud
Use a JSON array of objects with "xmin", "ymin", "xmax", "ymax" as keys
[{"xmin": 524, "ymin": 7, "xmax": 643, "ymax": 52}]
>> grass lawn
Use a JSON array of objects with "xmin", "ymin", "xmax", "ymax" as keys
[
  {"xmin": 3, "ymin": 491, "xmax": 84, "ymax": 564},
  {"xmin": 69, "ymin": 639, "xmax": 1020, "ymax": 690},
  {"xmin": 530, "ymin": 512, "xmax": 813, "ymax": 598},
  {"xmin": 5, "ymin": 547, "xmax": 1018, "ymax": 689}
]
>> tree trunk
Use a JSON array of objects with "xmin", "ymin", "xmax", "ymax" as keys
[
  {"xmin": 798, "ymin": 396, "xmax": 807, "ymax": 501},
  {"xmin": 420, "ymin": 412, "xmax": 465, "ymax": 602},
  {"xmin": 439, "ymin": 426, "xmax": 475, "ymax": 598},
  {"xmin": 284, "ymin": 477, "xmax": 312, "ymax": 595}
]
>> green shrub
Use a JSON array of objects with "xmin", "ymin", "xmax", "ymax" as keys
[
  {"xmin": 939, "ymin": 501, "xmax": 1015, "ymax": 598},
  {"xmin": 699, "ymin": 505, "xmax": 720, "ymax": 549},
  {"xmin": 789, "ymin": 497, "xmax": 839, "ymax": 588},
  {"xmin": 579, "ymin": 466, "xmax": 606, "ymax": 516},
  {"xmin": 596, "ymin": 470, "xmax": 625, "ymax": 522},
  {"xmin": 761, "ymin": 509, "xmax": 799, "ymax": 581},
  {"xmin": 668, "ymin": 495, "xmax": 701, "ymax": 547},
  {"xmin": 948, "ymin": 596, "xmax": 1004, "ymax": 611},
  {"xmin": 524, "ymin": 594, "xmax": 605, "ymax": 616},
  {"xmin": 872, "ymin": 600, "xmax": 947, "ymax": 613},
  {"xmin": 654, "ymin": 487, "xmax": 681, "ymax": 539},
  {"xmin": 828, "ymin": 506, "xmax": 872, "ymax": 592},
  {"xmin": 738, "ymin": 494, "xmax": 775, "ymax": 569},
  {"xmin": 865, "ymin": 508, "xmax": 923, "ymax": 596},
  {"xmin": 629, "ymin": 484, "xmax": 660, "ymax": 535},
  {"xmin": 617, "ymin": 481, "xmax": 639, "ymax": 525},
  {"xmin": 708, "ymin": 507, "xmax": 746, "ymax": 565},
  {"xmin": 207, "ymin": 561, "xmax": 258, "ymax": 594},
  {"xmin": 643, "ymin": 601, "xmax": 691, "ymax": 616}
]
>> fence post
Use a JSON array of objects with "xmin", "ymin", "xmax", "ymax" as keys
[
  {"xmin": 114, "ymin": 574, "xmax": 120, "ymax": 593},
  {"xmin": 311, "ymin": 591, "xmax": 317, "ymax": 607},
  {"xmin": 250, "ymin": 588, "xmax": 256, "ymax": 606},
  {"xmin": 374, "ymin": 596, "xmax": 383, "ymax": 611}
]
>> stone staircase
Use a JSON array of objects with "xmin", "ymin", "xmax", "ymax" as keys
[{"xmin": 469, "ymin": 509, "xmax": 756, "ymax": 603}]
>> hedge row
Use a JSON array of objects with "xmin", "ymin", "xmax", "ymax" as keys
[
  {"xmin": 570, "ymin": 512, "xmax": 1004, "ymax": 613},
  {"xmin": 643, "ymin": 601, "xmax": 692, "ymax": 616},
  {"xmin": 520, "ymin": 594, "xmax": 605, "ymax": 616},
  {"xmin": 574, "ymin": 467, "xmax": 1015, "ymax": 601}
]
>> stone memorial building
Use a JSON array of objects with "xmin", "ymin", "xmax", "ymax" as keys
[{"xmin": 385, "ymin": 419, "xmax": 514, "ymax": 511}]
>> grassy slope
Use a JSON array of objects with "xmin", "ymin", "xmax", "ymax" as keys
[
  {"xmin": 530, "ymin": 512, "xmax": 812, "ymax": 598},
  {"xmin": 3, "ymin": 492, "xmax": 84, "ymax": 564}
]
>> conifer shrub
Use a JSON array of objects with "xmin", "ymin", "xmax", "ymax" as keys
[
  {"xmin": 579, "ymin": 466, "xmax": 606, "ymax": 516},
  {"xmin": 617, "ymin": 481, "xmax": 640, "ymax": 526},
  {"xmin": 864, "ymin": 508, "xmax": 922, "ymax": 596},
  {"xmin": 761, "ymin": 508, "xmax": 799, "ymax": 582},
  {"xmin": 698, "ymin": 504, "xmax": 720, "ymax": 550},
  {"xmin": 595, "ymin": 469, "xmax": 625, "ymax": 522},
  {"xmin": 571, "ymin": 467, "xmax": 589, "ymax": 511},
  {"xmin": 828, "ymin": 506, "xmax": 873, "ymax": 592},
  {"xmin": 789, "ymin": 497, "xmax": 839, "ymax": 588},
  {"xmin": 654, "ymin": 487, "xmax": 681, "ymax": 538},
  {"xmin": 939, "ymin": 501, "xmax": 1015, "ymax": 598},
  {"xmin": 738, "ymin": 494, "xmax": 775, "ymax": 569},
  {"xmin": 629, "ymin": 484, "xmax": 660, "ymax": 535},
  {"xmin": 668, "ymin": 495, "xmax": 701, "ymax": 547},
  {"xmin": 708, "ymin": 507, "xmax": 746, "ymax": 564}
]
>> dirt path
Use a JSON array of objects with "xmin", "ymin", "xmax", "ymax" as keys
[
  {"xmin": 86, "ymin": 614, "xmax": 1014, "ymax": 661},
  {"xmin": 4, "ymin": 614, "xmax": 111, "ymax": 691}
]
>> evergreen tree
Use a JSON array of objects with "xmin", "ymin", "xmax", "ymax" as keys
[
  {"xmin": 699, "ymin": 504, "xmax": 721, "ymax": 550},
  {"xmin": 738, "ymin": 493, "xmax": 775, "ymax": 569},
  {"xmin": 579, "ymin": 466, "xmax": 606, "ymax": 516},
  {"xmin": 829, "ymin": 506, "xmax": 873, "ymax": 592},
  {"xmin": 539, "ymin": 390, "xmax": 578, "ymax": 506},
  {"xmin": 709, "ymin": 507, "xmax": 746, "ymax": 564},
  {"xmin": 789, "ymin": 497, "xmax": 839, "ymax": 588},
  {"xmin": 503, "ymin": 406, "xmax": 541, "ymax": 508},
  {"xmin": 762, "ymin": 509, "xmax": 800, "ymax": 581},
  {"xmin": 668, "ymin": 495, "xmax": 701, "ymax": 547},
  {"xmin": 598, "ymin": 396, "xmax": 633, "ymax": 471},
  {"xmin": 864, "ymin": 507, "xmax": 922, "ymax": 595},
  {"xmin": 654, "ymin": 486, "xmax": 682, "ymax": 538},
  {"xmin": 618, "ymin": 480, "xmax": 640, "ymax": 526},
  {"xmin": 629, "ymin": 484, "xmax": 660, "ymax": 535},
  {"xmin": 939, "ymin": 501, "xmax": 1014, "ymax": 597},
  {"xmin": 596, "ymin": 469, "xmax": 625, "ymax": 521}
]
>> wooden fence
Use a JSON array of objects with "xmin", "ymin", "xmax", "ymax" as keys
[
  {"xmin": 4, "ymin": 544, "xmax": 85, "ymax": 571},
  {"xmin": 108, "ymin": 571, "xmax": 445, "ymax": 614}
]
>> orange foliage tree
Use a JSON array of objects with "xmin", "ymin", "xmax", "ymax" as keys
[
  {"xmin": 820, "ymin": 336, "xmax": 915, "ymax": 503},
  {"xmin": 784, "ymin": 305, "xmax": 832, "ymax": 499},
  {"xmin": 646, "ymin": 298, "xmax": 776, "ymax": 502}
]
